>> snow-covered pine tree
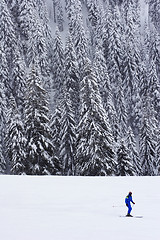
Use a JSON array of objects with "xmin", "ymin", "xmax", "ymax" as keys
[
  {"xmin": 157, "ymin": 128, "xmax": 160, "ymax": 175},
  {"xmin": 0, "ymin": 75, "xmax": 7, "ymax": 174},
  {"xmin": 51, "ymin": 27, "xmax": 64, "ymax": 111},
  {"xmin": 10, "ymin": 51, "xmax": 26, "ymax": 111},
  {"xmin": 93, "ymin": 46, "xmax": 120, "ymax": 142},
  {"xmin": 0, "ymin": 0, "xmax": 17, "ymax": 60},
  {"xmin": 34, "ymin": 0, "xmax": 54, "ymax": 78},
  {"xmin": 0, "ymin": 145, "xmax": 5, "ymax": 174},
  {"xmin": 122, "ymin": 1, "xmax": 142, "ymax": 130},
  {"xmin": 17, "ymin": 0, "xmax": 37, "ymax": 41},
  {"xmin": 116, "ymin": 140, "xmax": 136, "ymax": 176},
  {"xmin": 64, "ymin": 33, "xmax": 80, "ymax": 121},
  {"xmin": 57, "ymin": 0, "xmax": 64, "ymax": 32},
  {"xmin": 115, "ymin": 72, "xmax": 128, "ymax": 139},
  {"xmin": 104, "ymin": 5, "xmax": 124, "ymax": 94},
  {"xmin": 147, "ymin": 59, "xmax": 160, "ymax": 121},
  {"xmin": 75, "ymin": 59, "xmax": 116, "ymax": 176},
  {"xmin": 6, "ymin": 95, "xmax": 26, "ymax": 175},
  {"xmin": 139, "ymin": 97, "xmax": 157, "ymax": 176},
  {"xmin": 0, "ymin": 0, "xmax": 18, "ymax": 96},
  {"xmin": 0, "ymin": 47, "xmax": 9, "ymax": 96},
  {"xmin": 86, "ymin": 0, "xmax": 99, "ymax": 27},
  {"xmin": 149, "ymin": 28, "xmax": 160, "ymax": 85},
  {"xmin": 26, "ymin": 17, "xmax": 49, "ymax": 77},
  {"xmin": 103, "ymin": 6, "xmax": 129, "ymax": 139},
  {"xmin": 59, "ymin": 90, "xmax": 77, "ymax": 176},
  {"xmin": 126, "ymin": 126, "xmax": 141, "ymax": 175},
  {"xmin": 17, "ymin": 0, "xmax": 49, "ymax": 85},
  {"xmin": 24, "ymin": 62, "xmax": 59, "ymax": 175},
  {"xmin": 93, "ymin": 46, "xmax": 111, "ymax": 110},
  {"xmin": 92, "ymin": 3, "xmax": 105, "ymax": 50},
  {"xmin": 148, "ymin": 0, "xmax": 160, "ymax": 33},
  {"xmin": 65, "ymin": 0, "xmax": 89, "ymax": 71},
  {"xmin": 50, "ymin": 105, "xmax": 62, "ymax": 174}
]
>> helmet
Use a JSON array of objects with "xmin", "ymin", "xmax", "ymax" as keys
[{"xmin": 129, "ymin": 192, "xmax": 132, "ymax": 195}]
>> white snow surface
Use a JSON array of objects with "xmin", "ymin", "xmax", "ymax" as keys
[{"xmin": 0, "ymin": 176, "xmax": 159, "ymax": 240}]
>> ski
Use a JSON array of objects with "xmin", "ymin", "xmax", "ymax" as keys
[{"xmin": 119, "ymin": 215, "xmax": 143, "ymax": 218}]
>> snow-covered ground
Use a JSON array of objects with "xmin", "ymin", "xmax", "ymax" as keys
[{"xmin": 0, "ymin": 176, "xmax": 159, "ymax": 240}]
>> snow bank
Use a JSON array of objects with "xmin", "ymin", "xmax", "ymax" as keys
[{"xmin": 0, "ymin": 175, "xmax": 159, "ymax": 240}]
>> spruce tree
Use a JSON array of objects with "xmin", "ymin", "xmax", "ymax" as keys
[
  {"xmin": 126, "ymin": 127, "xmax": 141, "ymax": 175},
  {"xmin": 117, "ymin": 140, "xmax": 135, "ymax": 176},
  {"xmin": 17, "ymin": 0, "xmax": 37, "ymax": 41},
  {"xmin": 11, "ymin": 51, "xmax": 26, "ymax": 110},
  {"xmin": 148, "ymin": 0, "xmax": 160, "ymax": 32},
  {"xmin": 115, "ymin": 74, "xmax": 128, "ymax": 138},
  {"xmin": 50, "ymin": 105, "xmax": 62, "ymax": 174},
  {"xmin": 51, "ymin": 27, "xmax": 64, "ymax": 111},
  {"xmin": 64, "ymin": 33, "xmax": 80, "ymax": 121},
  {"xmin": 147, "ymin": 59, "xmax": 160, "ymax": 121},
  {"xmin": 157, "ymin": 128, "xmax": 160, "ymax": 175},
  {"xmin": 6, "ymin": 95, "xmax": 26, "ymax": 175},
  {"xmin": 25, "ymin": 63, "xmax": 58, "ymax": 175},
  {"xmin": 139, "ymin": 98, "xmax": 157, "ymax": 176},
  {"xmin": 66, "ymin": 0, "xmax": 89, "ymax": 71},
  {"xmin": 122, "ymin": 1, "xmax": 142, "ymax": 130},
  {"xmin": 59, "ymin": 91, "xmax": 76, "ymax": 176},
  {"xmin": 76, "ymin": 60, "xmax": 116, "ymax": 176},
  {"xmin": 0, "ymin": 0, "xmax": 18, "ymax": 98},
  {"xmin": 0, "ymin": 80, "xmax": 7, "ymax": 174}
]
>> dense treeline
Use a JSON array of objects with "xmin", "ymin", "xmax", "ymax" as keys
[{"xmin": 0, "ymin": 0, "xmax": 159, "ymax": 176}]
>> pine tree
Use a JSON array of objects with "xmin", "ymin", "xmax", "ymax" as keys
[
  {"xmin": 92, "ymin": 3, "xmax": 106, "ymax": 50},
  {"xmin": 11, "ymin": 51, "xmax": 26, "ymax": 110},
  {"xmin": 50, "ymin": 105, "xmax": 62, "ymax": 174},
  {"xmin": 93, "ymin": 46, "xmax": 120, "ymax": 142},
  {"xmin": 117, "ymin": 140, "xmax": 135, "ymax": 176},
  {"xmin": 0, "ymin": 79, "xmax": 7, "ymax": 174},
  {"xmin": 122, "ymin": 1, "xmax": 142, "ymax": 130},
  {"xmin": 157, "ymin": 128, "xmax": 160, "ymax": 175},
  {"xmin": 59, "ymin": 91, "xmax": 76, "ymax": 176},
  {"xmin": 76, "ymin": 60, "xmax": 116, "ymax": 176},
  {"xmin": 0, "ymin": 0, "xmax": 17, "ymax": 62},
  {"xmin": 6, "ymin": 95, "xmax": 26, "ymax": 175},
  {"xmin": 104, "ymin": 6, "xmax": 124, "ymax": 97},
  {"xmin": 139, "ymin": 97, "xmax": 157, "ymax": 176},
  {"xmin": 93, "ymin": 46, "xmax": 111, "ymax": 110},
  {"xmin": 57, "ymin": 0, "xmax": 64, "ymax": 32},
  {"xmin": 17, "ymin": 0, "xmax": 37, "ymax": 41},
  {"xmin": 35, "ymin": 0, "xmax": 54, "ymax": 79},
  {"xmin": 64, "ymin": 33, "xmax": 80, "ymax": 121},
  {"xmin": 26, "ymin": 18, "xmax": 49, "ymax": 77},
  {"xmin": 148, "ymin": 0, "xmax": 160, "ymax": 32},
  {"xmin": 126, "ymin": 127, "xmax": 141, "ymax": 175},
  {"xmin": 51, "ymin": 27, "xmax": 64, "ymax": 111},
  {"xmin": 148, "ymin": 28, "xmax": 160, "ymax": 81},
  {"xmin": 0, "ymin": 0, "xmax": 18, "ymax": 97},
  {"xmin": 147, "ymin": 59, "xmax": 160, "ymax": 121},
  {"xmin": 115, "ymin": 74, "xmax": 128, "ymax": 138},
  {"xmin": 66, "ymin": 0, "xmax": 89, "ymax": 71},
  {"xmin": 86, "ymin": 0, "xmax": 99, "ymax": 27},
  {"xmin": 25, "ymin": 63, "xmax": 58, "ymax": 175}
]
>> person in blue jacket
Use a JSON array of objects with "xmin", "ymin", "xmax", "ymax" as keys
[{"xmin": 125, "ymin": 192, "xmax": 135, "ymax": 217}]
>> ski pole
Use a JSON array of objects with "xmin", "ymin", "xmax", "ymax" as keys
[{"xmin": 112, "ymin": 205, "xmax": 124, "ymax": 208}]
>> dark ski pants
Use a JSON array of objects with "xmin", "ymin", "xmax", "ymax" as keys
[{"xmin": 127, "ymin": 204, "xmax": 132, "ymax": 214}]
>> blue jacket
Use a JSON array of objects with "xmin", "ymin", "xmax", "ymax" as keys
[{"xmin": 125, "ymin": 195, "xmax": 134, "ymax": 205}]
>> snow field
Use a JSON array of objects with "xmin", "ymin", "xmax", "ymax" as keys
[{"xmin": 0, "ymin": 176, "xmax": 159, "ymax": 240}]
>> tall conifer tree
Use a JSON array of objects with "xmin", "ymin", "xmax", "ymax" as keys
[
  {"xmin": 25, "ymin": 63, "xmax": 59, "ymax": 175},
  {"xmin": 76, "ymin": 60, "xmax": 116, "ymax": 176}
]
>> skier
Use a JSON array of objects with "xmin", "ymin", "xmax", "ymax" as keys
[{"xmin": 125, "ymin": 192, "xmax": 135, "ymax": 217}]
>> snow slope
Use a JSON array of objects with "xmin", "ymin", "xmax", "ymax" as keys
[{"xmin": 0, "ymin": 176, "xmax": 159, "ymax": 240}]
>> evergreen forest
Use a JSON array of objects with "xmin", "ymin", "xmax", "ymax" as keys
[{"xmin": 0, "ymin": 0, "xmax": 160, "ymax": 176}]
